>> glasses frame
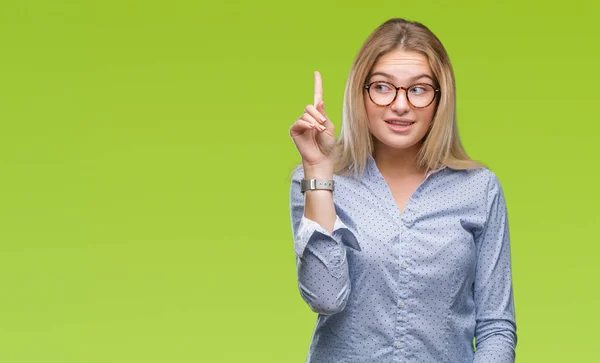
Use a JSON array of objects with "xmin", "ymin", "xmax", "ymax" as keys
[{"xmin": 364, "ymin": 81, "xmax": 440, "ymax": 108}]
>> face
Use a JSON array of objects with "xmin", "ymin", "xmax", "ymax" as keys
[{"xmin": 364, "ymin": 49, "xmax": 438, "ymax": 155}]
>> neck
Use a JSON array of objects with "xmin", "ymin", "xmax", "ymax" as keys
[{"xmin": 372, "ymin": 141, "xmax": 424, "ymax": 180}]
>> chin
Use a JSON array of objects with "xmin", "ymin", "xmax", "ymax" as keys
[
  {"xmin": 371, "ymin": 130, "xmax": 427, "ymax": 151},
  {"xmin": 385, "ymin": 140, "xmax": 422, "ymax": 150},
  {"xmin": 373, "ymin": 137, "xmax": 423, "ymax": 151}
]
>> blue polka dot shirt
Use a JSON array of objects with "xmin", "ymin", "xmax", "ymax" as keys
[{"xmin": 289, "ymin": 154, "xmax": 517, "ymax": 363}]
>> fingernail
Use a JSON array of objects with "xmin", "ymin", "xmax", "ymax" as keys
[
  {"xmin": 320, "ymin": 116, "xmax": 327, "ymax": 122},
  {"xmin": 318, "ymin": 124, "xmax": 326, "ymax": 131}
]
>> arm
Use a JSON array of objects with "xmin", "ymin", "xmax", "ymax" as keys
[
  {"xmin": 473, "ymin": 173, "xmax": 518, "ymax": 363},
  {"xmin": 289, "ymin": 167, "xmax": 361, "ymax": 315}
]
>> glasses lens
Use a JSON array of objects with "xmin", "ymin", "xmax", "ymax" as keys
[
  {"xmin": 368, "ymin": 82, "xmax": 396, "ymax": 106},
  {"xmin": 407, "ymin": 84, "xmax": 436, "ymax": 108}
]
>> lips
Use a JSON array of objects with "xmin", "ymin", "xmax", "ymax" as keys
[
  {"xmin": 384, "ymin": 118, "xmax": 415, "ymax": 133},
  {"xmin": 385, "ymin": 119, "xmax": 415, "ymax": 126}
]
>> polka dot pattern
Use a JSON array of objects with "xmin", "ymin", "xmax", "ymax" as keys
[{"xmin": 289, "ymin": 154, "xmax": 517, "ymax": 363}]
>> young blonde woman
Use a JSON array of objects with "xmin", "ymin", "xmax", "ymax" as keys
[{"xmin": 288, "ymin": 18, "xmax": 517, "ymax": 363}]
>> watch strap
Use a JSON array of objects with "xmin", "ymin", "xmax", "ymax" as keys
[{"xmin": 300, "ymin": 179, "xmax": 335, "ymax": 194}]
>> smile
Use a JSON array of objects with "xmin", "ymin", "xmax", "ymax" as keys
[
  {"xmin": 385, "ymin": 120, "xmax": 415, "ymax": 126},
  {"xmin": 385, "ymin": 120, "xmax": 415, "ymax": 133}
]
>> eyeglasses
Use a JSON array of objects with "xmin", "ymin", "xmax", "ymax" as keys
[{"xmin": 364, "ymin": 81, "xmax": 440, "ymax": 108}]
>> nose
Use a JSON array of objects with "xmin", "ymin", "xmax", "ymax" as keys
[{"xmin": 390, "ymin": 89, "xmax": 410, "ymax": 114}]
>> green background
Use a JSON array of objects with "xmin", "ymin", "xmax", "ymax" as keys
[{"xmin": 0, "ymin": 0, "xmax": 598, "ymax": 362}]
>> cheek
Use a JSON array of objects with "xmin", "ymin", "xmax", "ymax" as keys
[
  {"xmin": 418, "ymin": 106, "xmax": 436, "ymax": 124},
  {"xmin": 364, "ymin": 99, "xmax": 381, "ymax": 123}
]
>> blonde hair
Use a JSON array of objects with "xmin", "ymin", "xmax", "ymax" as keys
[{"xmin": 292, "ymin": 18, "xmax": 483, "ymax": 179}]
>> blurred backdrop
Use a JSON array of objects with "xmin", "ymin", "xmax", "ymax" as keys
[{"xmin": 0, "ymin": 0, "xmax": 598, "ymax": 362}]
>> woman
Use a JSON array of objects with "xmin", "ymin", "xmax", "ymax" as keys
[{"xmin": 288, "ymin": 18, "xmax": 517, "ymax": 363}]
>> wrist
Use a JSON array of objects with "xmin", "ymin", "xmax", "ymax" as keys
[{"xmin": 302, "ymin": 160, "xmax": 334, "ymax": 179}]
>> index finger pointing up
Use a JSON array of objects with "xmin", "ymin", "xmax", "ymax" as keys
[{"xmin": 314, "ymin": 71, "xmax": 323, "ymax": 106}]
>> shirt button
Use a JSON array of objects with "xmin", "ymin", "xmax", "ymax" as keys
[
  {"xmin": 401, "ymin": 224, "xmax": 407, "ymax": 231},
  {"xmin": 401, "ymin": 261, "xmax": 409, "ymax": 269},
  {"xmin": 394, "ymin": 341, "xmax": 404, "ymax": 349},
  {"xmin": 398, "ymin": 300, "xmax": 405, "ymax": 308}
]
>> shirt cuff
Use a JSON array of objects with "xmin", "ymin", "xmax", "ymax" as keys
[{"xmin": 294, "ymin": 215, "xmax": 361, "ymax": 258}]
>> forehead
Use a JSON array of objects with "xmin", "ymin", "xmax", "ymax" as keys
[{"xmin": 371, "ymin": 49, "xmax": 432, "ymax": 81}]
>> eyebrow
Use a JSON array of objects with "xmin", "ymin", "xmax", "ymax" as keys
[{"xmin": 369, "ymin": 72, "xmax": 435, "ymax": 83}]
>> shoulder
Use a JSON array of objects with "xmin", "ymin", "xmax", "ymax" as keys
[
  {"xmin": 444, "ymin": 166, "xmax": 502, "ymax": 190},
  {"xmin": 447, "ymin": 167, "xmax": 508, "ymax": 218},
  {"xmin": 461, "ymin": 167, "xmax": 504, "ymax": 196},
  {"xmin": 437, "ymin": 167, "xmax": 505, "ymax": 211}
]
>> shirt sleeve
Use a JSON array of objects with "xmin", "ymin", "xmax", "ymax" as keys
[
  {"xmin": 473, "ymin": 172, "xmax": 518, "ymax": 363},
  {"xmin": 289, "ymin": 168, "xmax": 361, "ymax": 315}
]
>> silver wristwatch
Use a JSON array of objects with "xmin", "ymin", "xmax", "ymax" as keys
[{"xmin": 300, "ymin": 179, "xmax": 335, "ymax": 194}]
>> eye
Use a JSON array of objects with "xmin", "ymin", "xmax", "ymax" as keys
[
  {"xmin": 372, "ymin": 82, "xmax": 394, "ymax": 93},
  {"xmin": 409, "ymin": 86, "xmax": 426, "ymax": 94}
]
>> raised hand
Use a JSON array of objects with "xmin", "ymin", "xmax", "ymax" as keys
[{"xmin": 289, "ymin": 71, "xmax": 336, "ymax": 168}]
